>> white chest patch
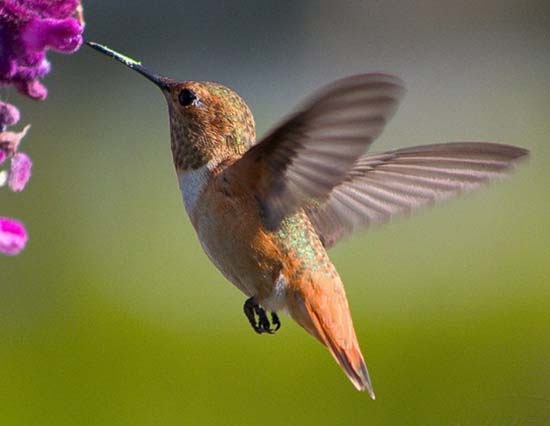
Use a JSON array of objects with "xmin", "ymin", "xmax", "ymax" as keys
[
  {"xmin": 263, "ymin": 273, "xmax": 288, "ymax": 312},
  {"xmin": 178, "ymin": 163, "xmax": 213, "ymax": 216}
]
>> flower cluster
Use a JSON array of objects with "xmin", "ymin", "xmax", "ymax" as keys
[
  {"xmin": 0, "ymin": 0, "xmax": 84, "ymax": 99},
  {"xmin": 0, "ymin": 101, "xmax": 31, "ymax": 255},
  {"xmin": 0, "ymin": 0, "xmax": 84, "ymax": 255}
]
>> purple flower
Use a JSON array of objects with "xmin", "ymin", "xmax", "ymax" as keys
[
  {"xmin": 0, "ymin": 100, "xmax": 20, "ymax": 129},
  {"xmin": 0, "ymin": 122, "xmax": 31, "ymax": 255},
  {"xmin": 0, "ymin": 1, "xmax": 83, "ymax": 255},
  {"xmin": 23, "ymin": 16, "xmax": 83, "ymax": 52},
  {"xmin": 0, "ymin": 0, "xmax": 84, "ymax": 99},
  {"xmin": 0, "ymin": 217, "xmax": 28, "ymax": 255},
  {"xmin": 8, "ymin": 152, "xmax": 32, "ymax": 192}
]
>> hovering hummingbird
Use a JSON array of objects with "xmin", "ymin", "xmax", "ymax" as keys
[{"xmin": 87, "ymin": 42, "xmax": 528, "ymax": 398}]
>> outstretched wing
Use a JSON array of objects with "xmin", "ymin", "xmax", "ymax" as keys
[
  {"xmin": 304, "ymin": 142, "xmax": 528, "ymax": 248},
  {"xmin": 234, "ymin": 73, "xmax": 405, "ymax": 230}
]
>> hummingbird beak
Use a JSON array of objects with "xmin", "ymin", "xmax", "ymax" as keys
[{"xmin": 86, "ymin": 41, "xmax": 171, "ymax": 91}]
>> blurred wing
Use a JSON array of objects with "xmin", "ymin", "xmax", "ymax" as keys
[
  {"xmin": 305, "ymin": 142, "xmax": 528, "ymax": 248},
  {"xmin": 235, "ymin": 73, "xmax": 404, "ymax": 230}
]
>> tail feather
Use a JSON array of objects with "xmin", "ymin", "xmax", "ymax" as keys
[
  {"xmin": 308, "ymin": 307, "xmax": 375, "ymax": 398},
  {"xmin": 288, "ymin": 281, "xmax": 375, "ymax": 398}
]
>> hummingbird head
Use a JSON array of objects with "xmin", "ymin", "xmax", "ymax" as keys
[
  {"xmin": 163, "ymin": 80, "xmax": 256, "ymax": 172},
  {"xmin": 87, "ymin": 42, "xmax": 256, "ymax": 173}
]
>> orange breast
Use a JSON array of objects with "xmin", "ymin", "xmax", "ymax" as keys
[
  {"xmin": 186, "ymin": 159, "xmax": 338, "ymax": 309},
  {"xmin": 189, "ymin": 162, "xmax": 286, "ymax": 300}
]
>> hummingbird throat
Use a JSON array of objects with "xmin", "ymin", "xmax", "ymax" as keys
[
  {"xmin": 167, "ymin": 108, "xmax": 227, "ymax": 172},
  {"xmin": 167, "ymin": 92, "xmax": 256, "ymax": 172}
]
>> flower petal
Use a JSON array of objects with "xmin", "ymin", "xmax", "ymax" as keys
[
  {"xmin": 0, "ymin": 101, "xmax": 20, "ymax": 129},
  {"xmin": 26, "ymin": 0, "xmax": 81, "ymax": 20},
  {"xmin": 15, "ymin": 79, "xmax": 48, "ymax": 100},
  {"xmin": 0, "ymin": 217, "xmax": 28, "ymax": 255},
  {"xmin": 22, "ymin": 17, "xmax": 84, "ymax": 53},
  {"xmin": 8, "ymin": 152, "xmax": 32, "ymax": 192}
]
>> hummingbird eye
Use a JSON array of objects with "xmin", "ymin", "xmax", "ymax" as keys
[{"xmin": 178, "ymin": 88, "xmax": 198, "ymax": 107}]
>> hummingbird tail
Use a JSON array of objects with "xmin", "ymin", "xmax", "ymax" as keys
[
  {"xmin": 289, "ymin": 287, "xmax": 375, "ymax": 398},
  {"xmin": 309, "ymin": 308, "xmax": 375, "ymax": 398}
]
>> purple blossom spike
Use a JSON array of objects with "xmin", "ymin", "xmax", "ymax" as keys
[
  {"xmin": 0, "ymin": 0, "xmax": 85, "ymax": 99},
  {"xmin": 8, "ymin": 152, "xmax": 32, "ymax": 192},
  {"xmin": 0, "ymin": 217, "xmax": 28, "ymax": 255},
  {"xmin": 0, "ymin": 0, "xmax": 83, "ymax": 255}
]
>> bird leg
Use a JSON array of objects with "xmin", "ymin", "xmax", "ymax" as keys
[{"xmin": 243, "ymin": 297, "xmax": 281, "ymax": 334}]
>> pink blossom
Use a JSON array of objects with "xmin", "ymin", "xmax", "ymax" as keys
[
  {"xmin": 0, "ymin": 217, "xmax": 28, "ymax": 255},
  {"xmin": 0, "ymin": 100, "xmax": 20, "ymax": 129},
  {"xmin": 8, "ymin": 152, "xmax": 32, "ymax": 192}
]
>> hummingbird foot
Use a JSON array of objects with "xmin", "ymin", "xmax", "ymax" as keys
[
  {"xmin": 270, "ymin": 312, "xmax": 281, "ymax": 332},
  {"xmin": 243, "ymin": 297, "xmax": 281, "ymax": 334}
]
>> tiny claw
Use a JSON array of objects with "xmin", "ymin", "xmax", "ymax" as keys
[
  {"xmin": 242, "ymin": 297, "xmax": 282, "ymax": 334},
  {"xmin": 243, "ymin": 297, "xmax": 262, "ymax": 334},
  {"xmin": 255, "ymin": 304, "xmax": 272, "ymax": 333},
  {"xmin": 271, "ymin": 312, "xmax": 281, "ymax": 332}
]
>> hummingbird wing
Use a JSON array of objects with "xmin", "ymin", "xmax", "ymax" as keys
[
  {"xmin": 235, "ymin": 73, "xmax": 404, "ymax": 230},
  {"xmin": 304, "ymin": 142, "xmax": 528, "ymax": 248}
]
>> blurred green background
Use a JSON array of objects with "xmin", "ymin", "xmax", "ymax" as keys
[{"xmin": 1, "ymin": 1, "xmax": 549, "ymax": 425}]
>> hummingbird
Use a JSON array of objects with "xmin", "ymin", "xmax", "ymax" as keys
[{"xmin": 87, "ymin": 42, "xmax": 528, "ymax": 398}]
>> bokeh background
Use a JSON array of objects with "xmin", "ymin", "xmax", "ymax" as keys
[{"xmin": 2, "ymin": 1, "xmax": 549, "ymax": 424}]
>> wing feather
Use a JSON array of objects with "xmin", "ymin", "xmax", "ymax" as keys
[
  {"xmin": 305, "ymin": 142, "xmax": 528, "ymax": 248},
  {"xmin": 234, "ymin": 74, "xmax": 405, "ymax": 230}
]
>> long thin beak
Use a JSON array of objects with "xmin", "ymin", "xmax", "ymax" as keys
[{"xmin": 86, "ymin": 41, "xmax": 170, "ymax": 91}]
